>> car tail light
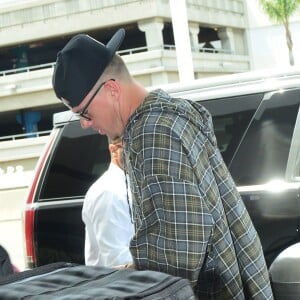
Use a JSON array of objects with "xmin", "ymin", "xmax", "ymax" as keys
[
  {"xmin": 23, "ymin": 131, "xmax": 58, "ymax": 268},
  {"xmin": 24, "ymin": 207, "xmax": 35, "ymax": 268}
]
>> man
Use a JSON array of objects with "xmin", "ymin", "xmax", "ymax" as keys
[
  {"xmin": 82, "ymin": 137, "xmax": 134, "ymax": 267},
  {"xmin": 52, "ymin": 29, "xmax": 273, "ymax": 299}
]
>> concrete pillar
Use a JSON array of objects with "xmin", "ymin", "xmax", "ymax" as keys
[
  {"xmin": 151, "ymin": 71, "xmax": 169, "ymax": 86},
  {"xmin": 218, "ymin": 28, "xmax": 235, "ymax": 53},
  {"xmin": 138, "ymin": 18, "xmax": 164, "ymax": 49},
  {"xmin": 169, "ymin": 0, "xmax": 194, "ymax": 83},
  {"xmin": 189, "ymin": 22, "xmax": 200, "ymax": 51}
]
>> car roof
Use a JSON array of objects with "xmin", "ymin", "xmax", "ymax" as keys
[{"xmin": 53, "ymin": 66, "xmax": 300, "ymax": 126}]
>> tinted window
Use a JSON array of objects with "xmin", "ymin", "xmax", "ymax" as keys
[
  {"xmin": 229, "ymin": 89, "xmax": 300, "ymax": 186},
  {"xmin": 39, "ymin": 122, "xmax": 110, "ymax": 200},
  {"xmin": 201, "ymin": 93, "xmax": 263, "ymax": 165}
]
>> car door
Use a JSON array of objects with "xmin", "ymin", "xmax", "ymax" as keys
[
  {"xmin": 228, "ymin": 88, "xmax": 300, "ymax": 267},
  {"xmin": 33, "ymin": 122, "xmax": 110, "ymax": 266}
]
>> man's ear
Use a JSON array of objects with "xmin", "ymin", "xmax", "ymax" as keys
[{"xmin": 107, "ymin": 79, "xmax": 120, "ymax": 98}]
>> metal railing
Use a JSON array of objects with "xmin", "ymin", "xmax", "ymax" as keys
[
  {"xmin": 0, "ymin": 130, "xmax": 51, "ymax": 142},
  {"xmin": 0, "ymin": 45, "xmax": 233, "ymax": 77},
  {"xmin": 0, "ymin": 62, "xmax": 56, "ymax": 77}
]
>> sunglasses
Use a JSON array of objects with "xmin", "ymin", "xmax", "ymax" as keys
[{"xmin": 75, "ymin": 78, "xmax": 115, "ymax": 121}]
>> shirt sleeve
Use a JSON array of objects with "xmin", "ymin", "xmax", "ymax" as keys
[
  {"xmin": 83, "ymin": 184, "xmax": 134, "ymax": 267},
  {"xmin": 129, "ymin": 118, "xmax": 214, "ymax": 286},
  {"xmin": 83, "ymin": 208, "xmax": 99, "ymax": 266}
]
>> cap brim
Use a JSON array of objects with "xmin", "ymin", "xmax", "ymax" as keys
[{"xmin": 107, "ymin": 28, "xmax": 125, "ymax": 56}]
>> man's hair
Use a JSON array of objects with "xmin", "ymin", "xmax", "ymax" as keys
[{"xmin": 101, "ymin": 55, "xmax": 131, "ymax": 82}]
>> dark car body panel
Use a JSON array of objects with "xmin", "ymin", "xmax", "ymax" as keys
[
  {"xmin": 34, "ymin": 201, "xmax": 85, "ymax": 266},
  {"xmin": 240, "ymin": 187, "xmax": 300, "ymax": 266}
]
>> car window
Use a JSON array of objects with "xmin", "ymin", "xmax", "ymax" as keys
[
  {"xmin": 201, "ymin": 93, "xmax": 263, "ymax": 165},
  {"xmin": 229, "ymin": 88, "xmax": 300, "ymax": 186},
  {"xmin": 38, "ymin": 122, "xmax": 110, "ymax": 200}
]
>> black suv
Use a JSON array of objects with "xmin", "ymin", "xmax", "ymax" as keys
[{"xmin": 23, "ymin": 68, "xmax": 300, "ymax": 270}]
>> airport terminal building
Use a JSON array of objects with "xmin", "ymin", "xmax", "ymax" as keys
[{"xmin": 0, "ymin": 0, "xmax": 249, "ymax": 138}]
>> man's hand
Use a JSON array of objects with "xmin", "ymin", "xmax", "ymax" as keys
[{"xmin": 113, "ymin": 263, "xmax": 135, "ymax": 269}]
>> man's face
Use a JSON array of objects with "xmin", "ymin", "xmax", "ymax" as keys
[{"xmin": 72, "ymin": 79, "xmax": 123, "ymax": 139}]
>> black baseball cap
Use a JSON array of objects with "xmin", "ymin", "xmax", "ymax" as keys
[{"xmin": 52, "ymin": 28, "xmax": 125, "ymax": 108}]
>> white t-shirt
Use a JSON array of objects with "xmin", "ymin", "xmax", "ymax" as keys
[{"xmin": 82, "ymin": 163, "xmax": 134, "ymax": 267}]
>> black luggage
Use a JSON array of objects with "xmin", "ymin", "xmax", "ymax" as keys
[{"xmin": 0, "ymin": 262, "xmax": 195, "ymax": 299}]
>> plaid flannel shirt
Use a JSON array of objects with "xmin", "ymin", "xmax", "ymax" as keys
[{"xmin": 123, "ymin": 89, "xmax": 273, "ymax": 299}]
